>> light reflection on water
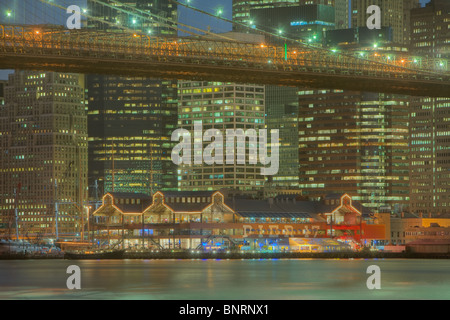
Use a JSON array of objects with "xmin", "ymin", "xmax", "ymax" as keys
[{"xmin": 0, "ymin": 259, "xmax": 449, "ymax": 300}]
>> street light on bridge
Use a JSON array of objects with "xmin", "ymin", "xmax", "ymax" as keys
[{"xmin": 5, "ymin": 10, "xmax": 13, "ymax": 22}]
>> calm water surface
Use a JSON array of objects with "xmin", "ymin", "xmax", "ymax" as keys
[{"xmin": 0, "ymin": 259, "xmax": 449, "ymax": 300}]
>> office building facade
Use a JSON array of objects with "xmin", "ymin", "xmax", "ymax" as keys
[
  {"xmin": 177, "ymin": 81, "xmax": 266, "ymax": 196},
  {"xmin": 265, "ymin": 86, "xmax": 300, "ymax": 189},
  {"xmin": 87, "ymin": 77, "xmax": 178, "ymax": 195},
  {"xmin": 408, "ymin": 0, "xmax": 450, "ymax": 215},
  {"xmin": 410, "ymin": 0, "xmax": 450, "ymax": 59},
  {"xmin": 335, "ymin": 0, "xmax": 351, "ymax": 29},
  {"xmin": 409, "ymin": 97, "xmax": 450, "ymax": 215},
  {"xmin": 86, "ymin": 0, "xmax": 179, "ymax": 196},
  {"xmin": 0, "ymin": 71, "xmax": 88, "ymax": 239},
  {"xmin": 297, "ymin": 89, "xmax": 410, "ymax": 212}
]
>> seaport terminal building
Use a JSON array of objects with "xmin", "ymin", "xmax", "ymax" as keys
[{"xmin": 91, "ymin": 191, "xmax": 386, "ymax": 251}]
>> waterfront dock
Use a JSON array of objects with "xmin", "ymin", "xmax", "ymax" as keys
[{"xmin": 2, "ymin": 250, "xmax": 450, "ymax": 260}]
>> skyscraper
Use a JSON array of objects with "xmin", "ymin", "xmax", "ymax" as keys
[
  {"xmin": 409, "ymin": 96, "xmax": 450, "ymax": 215},
  {"xmin": 408, "ymin": 0, "xmax": 450, "ymax": 215},
  {"xmin": 0, "ymin": 71, "xmax": 88, "ymax": 239},
  {"xmin": 177, "ymin": 81, "xmax": 266, "ymax": 196},
  {"xmin": 87, "ymin": 76, "xmax": 178, "ymax": 195},
  {"xmin": 232, "ymin": 0, "xmax": 336, "ymax": 31},
  {"xmin": 265, "ymin": 87, "xmax": 299, "ymax": 189},
  {"xmin": 86, "ymin": 0, "xmax": 178, "ymax": 196},
  {"xmin": 335, "ymin": 0, "xmax": 351, "ymax": 29},
  {"xmin": 410, "ymin": 0, "xmax": 450, "ymax": 59},
  {"xmin": 297, "ymin": 89, "xmax": 410, "ymax": 211},
  {"xmin": 249, "ymin": 4, "xmax": 335, "ymax": 42},
  {"xmin": 232, "ymin": 0, "xmax": 301, "ymax": 31}
]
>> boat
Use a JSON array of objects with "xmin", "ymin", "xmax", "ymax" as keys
[{"xmin": 64, "ymin": 248, "xmax": 126, "ymax": 260}]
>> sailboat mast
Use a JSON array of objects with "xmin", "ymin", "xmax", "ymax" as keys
[
  {"xmin": 55, "ymin": 180, "xmax": 59, "ymax": 241},
  {"xmin": 13, "ymin": 187, "xmax": 19, "ymax": 241},
  {"xmin": 79, "ymin": 149, "xmax": 84, "ymax": 242},
  {"xmin": 111, "ymin": 140, "xmax": 115, "ymax": 192},
  {"xmin": 150, "ymin": 143, "xmax": 153, "ymax": 195}
]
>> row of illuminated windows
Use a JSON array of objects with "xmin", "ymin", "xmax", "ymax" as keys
[
  {"xmin": 406, "ymin": 231, "xmax": 450, "ymax": 236},
  {"xmin": 179, "ymin": 167, "xmax": 260, "ymax": 174},
  {"xmin": 102, "ymin": 109, "xmax": 158, "ymax": 115},
  {"xmin": 179, "ymin": 88, "xmax": 224, "ymax": 94},
  {"xmin": 179, "ymin": 82, "xmax": 263, "ymax": 91},
  {"xmin": 166, "ymin": 196, "xmax": 212, "ymax": 204},
  {"xmin": 180, "ymin": 112, "xmax": 263, "ymax": 118},
  {"xmin": 180, "ymin": 105, "xmax": 263, "ymax": 112},
  {"xmin": 180, "ymin": 174, "xmax": 261, "ymax": 180},
  {"xmin": 411, "ymin": 133, "xmax": 432, "ymax": 138},
  {"xmin": 179, "ymin": 82, "xmax": 228, "ymax": 88},
  {"xmin": 298, "ymin": 184, "xmax": 325, "ymax": 188},
  {"xmin": 179, "ymin": 180, "xmax": 264, "ymax": 186},
  {"xmin": 180, "ymin": 92, "xmax": 265, "ymax": 99},
  {"xmin": 180, "ymin": 118, "xmax": 264, "ymax": 124},
  {"xmin": 181, "ymin": 105, "xmax": 263, "ymax": 112},
  {"xmin": 180, "ymin": 99, "xmax": 264, "ymax": 105}
]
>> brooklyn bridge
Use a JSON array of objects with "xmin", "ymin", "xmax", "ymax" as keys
[{"xmin": 0, "ymin": 0, "xmax": 449, "ymax": 97}]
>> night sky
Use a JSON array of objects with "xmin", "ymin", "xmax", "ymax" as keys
[{"xmin": 0, "ymin": 0, "xmax": 432, "ymax": 80}]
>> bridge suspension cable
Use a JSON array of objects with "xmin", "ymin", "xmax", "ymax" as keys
[
  {"xmin": 170, "ymin": 0, "xmax": 352, "ymax": 52},
  {"xmin": 88, "ymin": 0, "xmax": 234, "ymax": 40},
  {"xmin": 169, "ymin": 0, "xmax": 449, "ymax": 76},
  {"xmin": 38, "ymin": 0, "xmax": 241, "ymax": 42}
]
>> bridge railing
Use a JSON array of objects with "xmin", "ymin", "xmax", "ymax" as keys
[{"xmin": 0, "ymin": 24, "xmax": 448, "ymax": 84}]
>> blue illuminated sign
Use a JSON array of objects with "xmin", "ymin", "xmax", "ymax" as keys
[{"xmin": 290, "ymin": 20, "xmax": 335, "ymax": 27}]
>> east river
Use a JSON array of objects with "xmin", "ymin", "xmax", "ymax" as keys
[{"xmin": 0, "ymin": 259, "xmax": 449, "ymax": 300}]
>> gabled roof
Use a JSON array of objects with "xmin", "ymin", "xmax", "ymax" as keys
[
  {"xmin": 94, "ymin": 191, "xmax": 372, "ymax": 218},
  {"xmin": 322, "ymin": 194, "xmax": 373, "ymax": 216},
  {"xmin": 162, "ymin": 202, "xmax": 215, "ymax": 213},
  {"xmin": 225, "ymin": 193, "xmax": 372, "ymax": 220},
  {"xmin": 151, "ymin": 191, "xmax": 228, "ymax": 213},
  {"xmin": 105, "ymin": 192, "xmax": 153, "ymax": 214}
]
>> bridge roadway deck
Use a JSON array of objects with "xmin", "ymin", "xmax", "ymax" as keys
[{"xmin": 1, "ymin": 25, "xmax": 449, "ymax": 97}]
